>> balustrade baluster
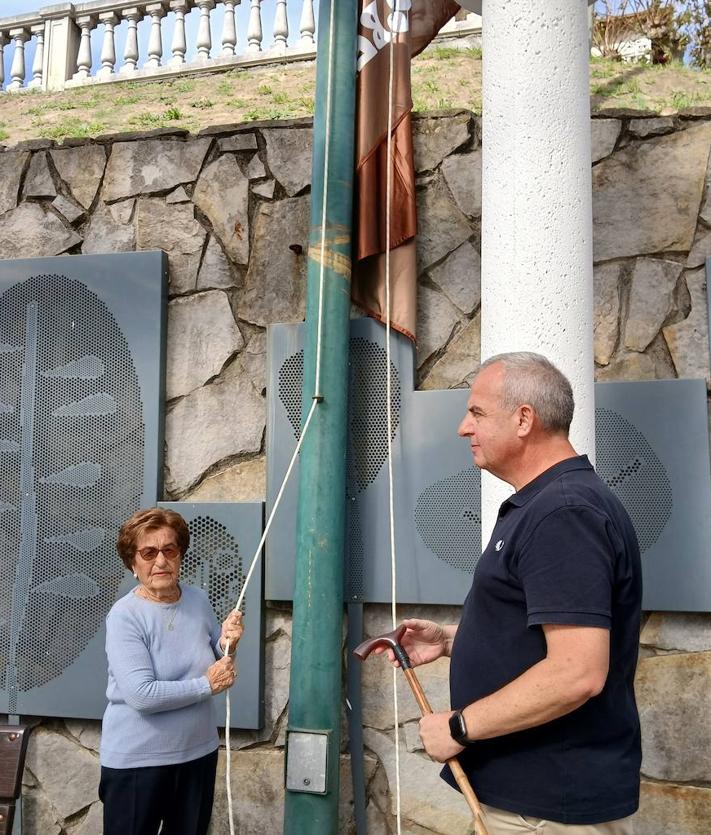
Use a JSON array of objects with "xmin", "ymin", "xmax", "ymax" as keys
[
  {"xmin": 247, "ymin": 0, "xmax": 263, "ymax": 53},
  {"xmin": 73, "ymin": 16, "xmax": 95, "ymax": 81},
  {"xmin": 221, "ymin": 0, "xmax": 238, "ymax": 57},
  {"xmin": 0, "ymin": 34, "xmax": 6, "ymax": 92},
  {"xmin": 120, "ymin": 8, "xmax": 141, "ymax": 75},
  {"xmin": 28, "ymin": 25, "xmax": 45, "ymax": 89},
  {"xmin": 299, "ymin": 0, "xmax": 315, "ymax": 47},
  {"xmin": 169, "ymin": 1, "xmax": 189, "ymax": 66},
  {"xmin": 196, "ymin": 0, "xmax": 214, "ymax": 61},
  {"xmin": 8, "ymin": 28, "xmax": 29, "ymax": 91},
  {"xmin": 97, "ymin": 13, "xmax": 118, "ymax": 80},
  {"xmin": 272, "ymin": 0, "xmax": 288, "ymax": 52},
  {"xmin": 145, "ymin": 3, "xmax": 167, "ymax": 70}
]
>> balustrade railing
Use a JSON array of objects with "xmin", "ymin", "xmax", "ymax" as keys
[{"xmin": 0, "ymin": 2, "xmax": 480, "ymax": 94}]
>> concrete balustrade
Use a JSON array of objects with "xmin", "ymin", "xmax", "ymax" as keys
[{"xmin": 0, "ymin": 2, "xmax": 481, "ymax": 94}]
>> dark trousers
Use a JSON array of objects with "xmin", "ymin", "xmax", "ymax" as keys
[{"xmin": 99, "ymin": 749, "xmax": 218, "ymax": 835}]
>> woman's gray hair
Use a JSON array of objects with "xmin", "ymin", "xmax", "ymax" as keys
[{"xmin": 478, "ymin": 352, "xmax": 574, "ymax": 433}]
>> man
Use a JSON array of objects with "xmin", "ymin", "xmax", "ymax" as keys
[{"xmin": 398, "ymin": 352, "xmax": 642, "ymax": 834}]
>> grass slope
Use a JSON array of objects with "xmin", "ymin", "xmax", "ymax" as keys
[{"xmin": 0, "ymin": 49, "xmax": 710, "ymax": 146}]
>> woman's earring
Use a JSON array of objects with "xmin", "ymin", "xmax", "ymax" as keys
[{"xmin": 133, "ymin": 572, "xmax": 138, "ymax": 579}]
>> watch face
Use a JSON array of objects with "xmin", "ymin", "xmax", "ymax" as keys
[{"xmin": 449, "ymin": 710, "xmax": 467, "ymax": 743}]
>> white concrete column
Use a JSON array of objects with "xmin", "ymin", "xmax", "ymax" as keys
[
  {"xmin": 272, "ymin": 0, "xmax": 288, "ymax": 52},
  {"xmin": 0, "ymin": 34, "xmax": 6, "ymax": 91},
  {"xmin": 8, "ymin": 28, "xmax": 29, "ymax": 91},
  {"xmin": 97, "ymin": 12, "xmax": 118, "ymax": 80},
  {"xmin": 144, "ymin": 3, "xmax": 167, "ymax": 69},
  {"xmin": 299, "ymin": 0, "xmax": 316, "ymax": 47},
  {"xmin": 28, "ymin": 24, "xmax": 45, "ymax": 88},
  {"xmin": 246, "ymin": 0, "xmax": 262, "ymax": 53},
  {"xmin": 40, "ymin": 6, "xmax": 80, "ymax": 91},
  {"xmin": 169, "ymin": 0, "xmax": 189, "ymax": 66},
  {"xmin": 72, "ymin": 15, "xmax": 95, "ymax": 80},
  {"xmin": 120, "ymin": 8, "xmax": 141, "ymax": 75},
  {"xmin": 221, "ymin": 0, "xmax": 238, "ymax": 56},
  {"xmin": 195, "ymin": 0, "xmax": 214, "ymax": 60},
  {"xmin": 479, "ymin": 0, "xmax": 594, "ymax": 544}
]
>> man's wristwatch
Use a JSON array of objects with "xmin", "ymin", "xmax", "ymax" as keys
[{"xmin": 448, "ymin": 709, "xmax": 474, "ymax": 746}]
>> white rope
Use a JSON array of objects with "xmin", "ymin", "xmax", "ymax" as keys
[
  {"xmin": 224, "ymin": 397, "xmax": 319, "ymax": 835},
  {"xmin": 223, "ymin": 0, "xmax": 339, "ymax": 830},
  {"xmin": 384, "ymin": 16, "xmax": 403, "ymax": 835},
  {"xmin": 314, "ymin": 0, "xmax": 337, "ymax": 400}
]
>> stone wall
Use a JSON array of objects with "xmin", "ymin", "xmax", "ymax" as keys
[{"xmin": 1, "ymin": 108, "xmax": 710, "ymax": 834}]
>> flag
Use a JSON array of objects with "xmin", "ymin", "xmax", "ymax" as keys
[{"xmin": 353, "ymin": 0, "xmax": 460, "ymax": 341}]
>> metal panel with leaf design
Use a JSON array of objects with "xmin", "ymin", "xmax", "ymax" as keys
[
  {"xmin": 159, "ymin": 502, "xmax": 264, "ymax": 730},
  {"xmin": 0, "ymin": 252, "xmax": 166, "ymax": 718}
]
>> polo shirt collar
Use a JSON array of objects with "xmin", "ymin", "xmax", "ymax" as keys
[{"xmin": 501, "ymin": 455, "xmax": 593, "ymax": 511}]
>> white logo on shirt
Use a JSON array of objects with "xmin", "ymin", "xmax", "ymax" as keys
[{"xmin": 495, "ymin": 539, "xmax": 505, "ymax": 551}]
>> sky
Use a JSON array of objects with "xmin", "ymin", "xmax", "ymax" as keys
[
  {"xmin": 2, "ymin": 0, "xmax": 39, "ymax": 14},
  {"xmin": 2, "ymin": 0, "xmax": 313, "ymax": 87}
]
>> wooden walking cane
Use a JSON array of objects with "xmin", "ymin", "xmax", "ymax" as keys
[{"xmin": 353, "ymin": 625, "xmax": 489, "ymax": 835}]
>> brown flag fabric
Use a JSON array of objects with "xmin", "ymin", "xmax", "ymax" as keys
[{"xmin": 353, "ymin": 1, "xmax": 460, "ymax": 341}]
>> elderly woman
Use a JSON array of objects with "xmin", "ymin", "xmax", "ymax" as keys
[{"xmin": 99, "ymin": 507, "xmax": 243, "ymax": 835}]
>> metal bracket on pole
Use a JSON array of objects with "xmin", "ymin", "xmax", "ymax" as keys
[{"xmin": 285, "ymin": 730, "xmax": 330, "ymax": 795}]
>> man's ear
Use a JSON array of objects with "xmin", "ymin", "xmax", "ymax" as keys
[{"xmin": 516, "ymin": 404, "xmax": 534, "ymax": 437}]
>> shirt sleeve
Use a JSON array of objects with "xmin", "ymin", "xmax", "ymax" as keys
[
  {"xmin": 203, "ymin": 594, "xmax": 224, "ymax": 658},
  {"xmin": 106, "ymin": 607, "xmax": 213, "ymax": 714},
  {"xmin": 517, "ymin": 505, "xmax": 615, "ymax": 629}
]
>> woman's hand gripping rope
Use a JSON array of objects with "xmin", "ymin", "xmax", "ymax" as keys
[{"xmin": 220, "ymin": 609, "xmax": 244, "ymax": 656}]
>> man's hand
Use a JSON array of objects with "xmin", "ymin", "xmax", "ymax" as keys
[
  {"xmin": 419, "ymin": 711, "xmax": 464, "ymax": 763},
  {"xmin": 372, "ymin": 618, "xmax": 452, "ymax": 668}
]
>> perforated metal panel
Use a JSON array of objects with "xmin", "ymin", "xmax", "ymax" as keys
[
  {"xmin": 266, "ymin": 319, "xmax": 475, "ymax": 604},
  {"xmin": 595, "ymin": 408, "xmax": 672, "ymax": 552},
  {"xmin": 159, "ymin": 503, "xmax": 264, "ymax": 730},
  {"xmin": 267, "ymin": 320, "xmax": 711, "ymax": 611},
  {"xmin": 414, "ymin": 469, "xmax": 481, "ymax": 574},
  {"xmin": 595, "ymin": 379, "xmax": 711, "ymax": 611},
  {"xmin": 275, "ymin": 335, "xmax": 404, "ymax": 598},
  {"xmin": 0, "ymin": 253, "xmax": 166, "ymax": 718}
]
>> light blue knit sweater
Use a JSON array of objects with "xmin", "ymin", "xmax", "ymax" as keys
[{"xmin": 100, "ymin": 584, "xmax": 222, "ymax": 769}]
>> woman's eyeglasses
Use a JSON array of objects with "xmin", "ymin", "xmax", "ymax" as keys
[{"xmin": 136, "ymin": 545, "xmax": 181, "ymax": 561}]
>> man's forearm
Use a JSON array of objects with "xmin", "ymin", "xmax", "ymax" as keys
[{"xmin": 460, "ymin": 653, "xmax": 603, "ymax": 740}]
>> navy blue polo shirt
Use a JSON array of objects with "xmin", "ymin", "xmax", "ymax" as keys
[{"xmin": 444, "ymin": 455, "xmax": 642, "ymax": 824}]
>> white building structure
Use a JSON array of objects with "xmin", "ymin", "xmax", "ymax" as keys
[
  {"xmin": 461, "ymin": 0, "xmax": 596, "ymax": 543},
  {"xmin": 0, "ymin": 1, "xmax": 482, "ymax": 93}
]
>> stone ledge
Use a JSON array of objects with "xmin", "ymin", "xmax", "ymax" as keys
[
  {"xmin": 91, "ymin": 128, "xmax": 191, "ymax": 144},
  {"xmin": 11, "ymin": 138, "xmax": 56, "ymax": 151},
  {"xmin": 679, "ymin": 106, "xmax": 711, "ymax": 120},
  {"xmin": 197, "ymin": 116, "xmax": 314, "ymax": 136},
  {"xmin": 413, "ymin": 108, "xmax": 473, "ymax": 121},
  {"xmin": 594, "ymin": 107, "xmax": 661, "ymax": 118}
]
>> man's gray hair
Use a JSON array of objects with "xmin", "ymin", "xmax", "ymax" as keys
[{"xmin": 478, "ymin": 352, "xmax": 574, "ymax": 433}]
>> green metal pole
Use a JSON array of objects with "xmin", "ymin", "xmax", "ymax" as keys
[{"xmin": 283, "ymin": 1, "xmax": 358, "ymax": 833}]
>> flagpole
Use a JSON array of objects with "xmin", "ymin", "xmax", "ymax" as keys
[{"xmin": 282, "ymin": 0, "xmax": 358, "ymax": 832}]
